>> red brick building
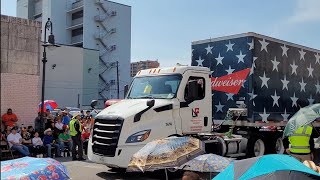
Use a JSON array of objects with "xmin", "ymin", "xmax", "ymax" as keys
[
  {"xmin": 1, "ymin": 15, "xmax": 41, "ymax": 129},
  {"xmin": 130, "ymin": 60, "xmax": 160, "ymax": 77}
]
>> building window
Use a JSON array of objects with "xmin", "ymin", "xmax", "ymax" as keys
[
  {"xmin": 72, "ymin": 10, "xmax": 83, "ymax": 20},
  {"xmin": 71, "ymin": 27, "xmax": 83, "ymax": 37}
]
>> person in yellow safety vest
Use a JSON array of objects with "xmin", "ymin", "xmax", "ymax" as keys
[
  {"xmin": 70, "ymin": 112, "xmax": 85, "ymax": 161},
  {"xmin": 286, "ymin": 124, "xmax": 315, "ymax": 162}
]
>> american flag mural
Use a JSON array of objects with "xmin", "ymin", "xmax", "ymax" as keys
[{"xmin": 191, "ymin": 33, "xmax": 320, "ymax": 122}]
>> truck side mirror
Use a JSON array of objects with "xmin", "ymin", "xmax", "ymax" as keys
[
  {"xmin": 147, "ymin": 99, "xmax": 155, "ymax": 107},
  {"xmin": 187, "ymin": 80, "xmax": 198, "ymax": 103},
  {"xmin": 90, "ymin": 100, "xmax": 98, "ymax": 108},
  {"xmin": 124, "ymin": 85, "xmax": 129, "ymax": 97}
]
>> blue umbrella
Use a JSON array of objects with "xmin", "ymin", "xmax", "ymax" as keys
[
  {"xmin": 181, "ymin": 154, "xmax": 233, "ymax": 173},
  {"xmin": 213, "ymin": 154, "xmax": 320, "ymax": 180},
  {"xmin": 1, "ymin": 157, "xmax": 69, "ymax": 180}
]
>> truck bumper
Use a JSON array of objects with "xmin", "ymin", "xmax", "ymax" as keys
[{"xmin": 88, "ymin": 140, "xmax": 145, "ymax": 168}]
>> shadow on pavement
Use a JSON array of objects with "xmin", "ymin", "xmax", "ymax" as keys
[{"xmin": 96, "ymin": 171, "xmax": 164, "ymax": 180}]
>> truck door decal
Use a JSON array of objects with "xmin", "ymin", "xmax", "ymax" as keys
[
  {"xmin": 192, "ymin": 108, "xmax": 200, "ymax": 117},
  {"xmin": 211, "ymin": 68, "xmax": 250, "ymax": 94}
]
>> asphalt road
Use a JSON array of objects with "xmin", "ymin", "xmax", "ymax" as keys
[
  {"xmin": 59, "ymin": 156, "xmax": 214, "ymax": 180},
  {"xmin": 59, "ymin": 156, "xmax": 186, "ymax": 180}
]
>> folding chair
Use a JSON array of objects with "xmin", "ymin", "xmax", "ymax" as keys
[{"xmin": 0, "ymin": 140, "xmax": 14, "ymax": 159}]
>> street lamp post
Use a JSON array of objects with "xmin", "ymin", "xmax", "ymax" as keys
[{"xmin": 40, "ymin": 18, "xmax": 59, "ymax": 123}]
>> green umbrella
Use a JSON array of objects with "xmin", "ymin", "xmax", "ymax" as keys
[{"xmin": 283, "ymin": 103, "xmax": 320, "ymax": 138}]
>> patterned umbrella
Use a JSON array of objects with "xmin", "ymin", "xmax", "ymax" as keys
[
  {"xmin": 127, "ymin": 136, "xmax": 205, "ymax": 172},
  {"xmin": 39, "ymin": 100, "xmax": 58, "ymax": 112},
  {"xmin": 1, "ymin": 157, "xmax": 69, "ymax": 180},
  {"xmin": 180, "ymin": 154, "xmax": 233, "ymax": 173},
  {"xmin": 283, "ymin": 103, "xmax": 320, "ymax": 137}
]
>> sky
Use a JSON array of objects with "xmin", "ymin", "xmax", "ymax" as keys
[{"xmin": 1, "ymin": 0, "xmax": 320, "ymax": 67}]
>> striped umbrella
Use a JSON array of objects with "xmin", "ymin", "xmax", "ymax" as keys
[{"xmin": 39, "ymin": 100, "xmax": 58, "ymax": 112}]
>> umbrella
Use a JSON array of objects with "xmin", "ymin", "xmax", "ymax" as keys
[
  {"xmin": 1, "ymin": 157, "xmax": 70, "ymax": 180},
  {"xmin": 39, "ymin": 100, "xmax": 58, "ymax": 112},
  {"xmin": 127, "ymin": 136, "xmax": 205, "ymax": 172},
  {"xmin": 180, "ymin": 154, "xmax": 233, "ymax": 173},
  {"xmin": 213, "ymin": 154, "xmax": 320, "ymax": 180},
  {"xmin": 283, "ymin": 103, "xmax": 320, "ymax": 137}
]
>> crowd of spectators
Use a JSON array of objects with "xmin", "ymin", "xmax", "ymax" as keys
[{"xmin": 1, "ymin": 108, "xmax": 93, "ymax": 159}]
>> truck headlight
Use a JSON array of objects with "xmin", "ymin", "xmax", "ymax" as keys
[{"xmin": 126, "ymin": 129, "xmax": 151, "ymax": 143}]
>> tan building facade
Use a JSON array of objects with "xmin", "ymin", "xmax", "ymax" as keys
[
  {"xmin": 130, "ymin": 60, "xmax": 160, "ymax": 77},
  {"xmin": 1, "ymin": 15, "xmax": 41, "ymax": 128}
]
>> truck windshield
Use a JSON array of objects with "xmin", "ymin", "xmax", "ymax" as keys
[{"xmin": 127, "ymin": 75, "xmax": 182, "ymax": 99}]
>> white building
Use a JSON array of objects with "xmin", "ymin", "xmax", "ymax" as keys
[
  {"xmin": 43, "ymin": 45, "xmax": 99, "ymax": 109},
  {"xmin": 17, "ymin": 0, "xmax": 131, "ymax": 107}
]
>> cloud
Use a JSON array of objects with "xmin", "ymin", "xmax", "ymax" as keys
[{"xmin": 288, "ymin": 0, "xmax": 320, "ymax": 24}]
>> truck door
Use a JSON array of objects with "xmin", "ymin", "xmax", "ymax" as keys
[{"xmin": 180, "ymin": 75, "xmax": 211, "ymax": 134}]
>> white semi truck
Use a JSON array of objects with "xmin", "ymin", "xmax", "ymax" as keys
[{"xmin": 88, "ymin": 33, "xmax": 320, "ymax": 169}]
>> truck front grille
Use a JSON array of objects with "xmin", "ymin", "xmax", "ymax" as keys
[{"xmin": 92, "ymin": 116, "xmax": 124, "ymax": 157}]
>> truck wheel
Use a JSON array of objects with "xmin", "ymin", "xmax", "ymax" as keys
[
  {"xmin": 246, "ymin": 136, "xmax": 265, "ymax": 157},
  {"xmin": 275, "ymin": 137, "xmax": 284, "ymax": 154}
]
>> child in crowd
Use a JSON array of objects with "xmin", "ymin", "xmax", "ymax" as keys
[{"xmin": 32, "ymin": 131, "xmax": 45, "ymax": 158}]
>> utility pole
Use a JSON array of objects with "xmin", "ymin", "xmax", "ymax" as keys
[
  {"xmin": 116, "ymin": 61, "xmax": 120, "ymax": 99},
  {"xmin": 77, "ymin": 94, "xmax": 80, "ymax": 108}
]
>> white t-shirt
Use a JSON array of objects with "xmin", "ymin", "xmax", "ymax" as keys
[
  {"xmin": 32, "ymin": 137, "xmax": 43, "ymax": 146},
  {"xmin": 7, "ymin": 133, "xmax": 22, "ymax": 148},
  {"xmin": 55, "ymin": 122, "xmax": 64, "ymax": 130}
]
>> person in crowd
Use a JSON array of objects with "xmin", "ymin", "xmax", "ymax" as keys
[
  {"xmin": 28, "ymin": 126, "xmax": 35, "ymax": 139},
  {"xmin": 2, "ymin": 108, "xmax": 18, "ymax": 127},
  {"xmin": 62, "ymin": 110, "xmax": 71, "ymax": 126},
  {"xmin": 45, "ymin": 116, "xmax": 55, "ymax": 130},
  {"xmin": 70, "ymin": 112, "xmax": 85, "ymax": 161},
  {"xmin": 34, "ymin": 112, "xmax": 45, "ymax": 137},
  {"xmin": 43, "ymin": 128, "xmax": 62, "ymax": 158},
  {"xmin": 7, "ymin": 127, "xmax": 30, "ymax": 156},
  {"xmin": 84, "ymin": 110, "xmax": 93, "ymax": 120},
  {"xmin": 32, "ymin": 131, "xmax": 45, "ymax": 158},
  {"xmin": 182, "ymin": 171, "xmax": 200, "ymax": 180},
  {"xmin": 80, "ymin": 110, "xmax": 85, "ymax": 120},
  {"xmin": 55, "ymin": 115, "xmax": 64, "ymax": 135},
  {"xmin": 21, "ymin": 127, "xmax": 33, "ymax": 154},
  {"xmin": 81, "ymin": 127, "xmax": 90, "ymax": 155},
  {"xmin": 286, "ymin": 123, "xmax": 316, "ymax": 162},
  {"xmin": 84, "ymin": 110, "xmax": 94, "ymax": 129},
  {"xmin": 46, "ymin": 109, "xmax": 54, "ymax": 122},
  {"xmin": 59, "ymin": 128, "xmax": 72, "ymax": 153},
  {"xmin": 2, "ymin": 126, "xmax": 12, "ymax": 140}
]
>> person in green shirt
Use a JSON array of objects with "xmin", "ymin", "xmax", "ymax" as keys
[{"xmin": 59, "ymin": 128, "xmax": 72, "ymax": 153}]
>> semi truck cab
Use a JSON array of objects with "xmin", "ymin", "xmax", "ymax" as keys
[{"xmin": 88, "ymin": 66, "xmax": 215, "ymax": 168}]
